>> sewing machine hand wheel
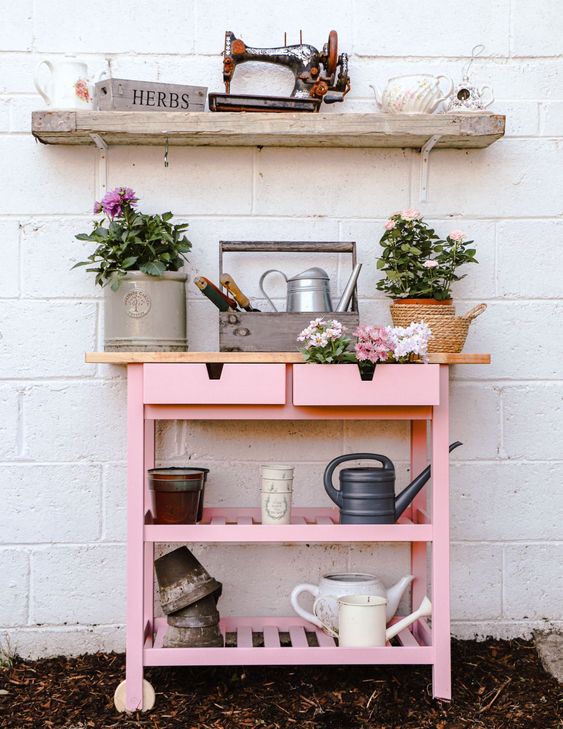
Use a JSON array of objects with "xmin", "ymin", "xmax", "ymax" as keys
[{"xmin": 326, "ymin": 30, "xmax": 338, "ymax": 75}]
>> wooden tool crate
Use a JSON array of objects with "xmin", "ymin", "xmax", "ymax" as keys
[{"xmin": 218, "ymin": 241, "xmax": 359, "ymax": 352}]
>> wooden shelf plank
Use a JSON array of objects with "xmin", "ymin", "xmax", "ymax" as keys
[
  {"xmin": 146, "ymin": 617, "xmax": 433, "ymax": 666},
  {"xmin": 144, "ymin": 507, "xmax": 433, "ymax": 543},
  {"xmin": 86, "ymin": 351, "xmax": 491, "ymax": 364},
  {"xmin": 32, "ymin": 110, "xmax": 505, "ymax": 148}
]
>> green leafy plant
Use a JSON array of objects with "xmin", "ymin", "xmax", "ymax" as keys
[
  {"xmin": 74, "ymin": 187, "xmax": 191, "ymax": 290},
  {"xmin": 297, "ymin": 318, "xmax": 356, "ymax": 364},
  {"xmin": 376, "ymin": 209, "xmax": 477, "ymax": 300}
]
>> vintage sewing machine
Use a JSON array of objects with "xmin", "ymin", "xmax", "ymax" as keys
[{"xmin": 208, "ymin": 30, "xmax": 350, "ymax": 112}]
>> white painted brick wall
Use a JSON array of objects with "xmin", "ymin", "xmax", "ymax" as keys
[{"xmin": 1, "ymin": 0, "xmax": 562, "ymax": 658}]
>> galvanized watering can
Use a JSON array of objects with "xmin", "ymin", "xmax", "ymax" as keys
[
  {"xmin": 259, "ymin": 266, "xmax": 333, "ymax": 312},
  {"xmin": 324, "ymin": 442, "xmax": 462, "ymax": 524}
]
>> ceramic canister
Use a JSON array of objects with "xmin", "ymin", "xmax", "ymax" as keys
[{"xmin": 260, "ymin": 464, "xmax": 294, "ymax": 524}]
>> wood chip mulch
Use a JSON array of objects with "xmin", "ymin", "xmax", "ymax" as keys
[{"xmin": 0, "ymin": 638, "xmax": 561, "ymax": 729}]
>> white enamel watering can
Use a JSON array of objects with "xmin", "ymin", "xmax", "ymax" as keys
[
  {"xmin": 370, "ymin": 74, "xmax": 453, "ymax": 114},
  {"xmin": 34, "ymin": 55, "xmax": 106, "ymax": 109},
  {"xmin": 328, "ymin": 595, "xmax": 432, "ymax": 648},
  {"xmin": 291, "ymin": 572, "xmax": 414, "ymax": 634}
]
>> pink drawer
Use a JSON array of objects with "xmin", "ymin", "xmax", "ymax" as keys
[
  {"xmin": 292, "ymin": 364, "xmax": 440, "ymax": 406},
  {"xmin": 143, "ymin": 364, "xmax": 287, "ymax": 405}
]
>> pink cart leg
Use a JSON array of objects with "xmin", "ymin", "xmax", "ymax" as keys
[
  {"xmin": 410, "ymin": 420, "xmax": 428, "ymax": 620},
  {"xmin": 431, "ymin": 365, "xmax": 451, "ymax": 700},
  {"xmin": 144, "ymin": 420, "xmax": 155, "ymax": 641},
  {"xmin": 126, "ymin": 364, "xmax": 145, "ymax": 711}
]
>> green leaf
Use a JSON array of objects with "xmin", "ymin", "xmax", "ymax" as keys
[
  {"xmin": 140, "ymin": 260, "xmax": 166, "ymax": 276},
  {"xmin": 121, "ymin": 256, "xmax": 138, "ymax": 269}
]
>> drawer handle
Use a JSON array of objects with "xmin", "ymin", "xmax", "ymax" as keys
[{"xmin": 205, "ymin": 363, "xmax": 224, "ymax": 380}]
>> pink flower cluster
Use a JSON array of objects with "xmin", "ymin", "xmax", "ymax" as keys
[
  {"xmin": 383, "ymin": 208, "xmax": 423, "ymax": 230},
  {"xmin": 354, "ymin": 325, "xmax": 392, "ymax": 364},
  {"xmin": 449, "ymin": 229, "xmax": 465, "ymax": 241},
  {"xmin": 355, "ymin": 322, "xmax": 432, "ymax": 364},
  {"xmin": 94, "ymin": 186, "xmax": 138, "ymax": 218}
]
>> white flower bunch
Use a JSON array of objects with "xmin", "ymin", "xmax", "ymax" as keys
[
  {"xmin": 297, "ymin": 318, "xmax": 356, "ymax": 364},
  {"xmin": 297, "ymin": 318, "xmax": 344, "ymax": 349},
  {"xmin": 386, "ymin": 321, "xmax": 432, "ymax": 363}
]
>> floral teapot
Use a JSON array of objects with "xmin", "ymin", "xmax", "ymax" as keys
[
  {"xmin": 446, "ymin": 45, "xmax": 494, "ymax": 113},
  {"xmin": 290, "ymin": 572, "xmax": 414, "ymax": 634},
  {"xmin": 34, "ymin": 55, "xmax": 106, "ymax": 109},
  {"xmin": 371, "ymin": 74, "xmax": 453, "ymax": 114}
]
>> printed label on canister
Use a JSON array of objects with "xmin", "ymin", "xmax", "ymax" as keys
[{"xmin": 261, "ymin": 492, "xmax": 291, "ymax": 524}]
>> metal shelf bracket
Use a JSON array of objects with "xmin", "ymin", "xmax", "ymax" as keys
[
  {"xmin": 90, "ymin": 133, "xmax": 108, "ymax": 200},
  {"xmin": 419, "ymin": 135, "xmax": 441, "ymax": 202}
]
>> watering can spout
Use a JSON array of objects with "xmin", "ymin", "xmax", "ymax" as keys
[{"xmin": 394, "ymin": 441, "xmax": 462, "ymax": 520}]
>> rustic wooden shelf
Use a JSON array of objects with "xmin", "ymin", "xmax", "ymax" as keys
[
  {"xmin": 85, "ymin": 351, "xmax": 491, "ymax": 364},
  {"xmin": 32, "ymin": 111, "xmax": 505, "ymax": 148}
]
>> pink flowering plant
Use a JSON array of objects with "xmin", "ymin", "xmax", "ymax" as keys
[
  {"xmin": 377, "ymin": 210, "xmax": 477, "ymax": 300},
  {"xmin": 354, "ymin": 322, "xmax": 431, "ymax": 367},
  {"xmin": 74, "ymin": 187, "xmax": 191, "ymax": 290},
  {"xmin": 297, "ymin": 318, "xmax": 356, "ymax": 364}
]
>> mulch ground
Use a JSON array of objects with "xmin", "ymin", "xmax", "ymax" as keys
[{"xmin": 0, "ymin": 639, "xmax": 561, "ymax": 729}]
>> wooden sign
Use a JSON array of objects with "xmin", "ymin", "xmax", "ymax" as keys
[{"xmin": 95, "ymin": 78, "xmax": 207, "ymax": 112}]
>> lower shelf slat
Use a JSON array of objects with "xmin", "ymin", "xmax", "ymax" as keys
[{"xmin": 145, "ymin": 617, "xmax": 433, "ymax": 667}]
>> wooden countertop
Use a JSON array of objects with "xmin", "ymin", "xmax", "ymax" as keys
[{"xmin": 86, "ymin": 352, "xmax": 491, "ymax": 364}]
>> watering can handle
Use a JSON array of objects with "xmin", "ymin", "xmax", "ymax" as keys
[
  {"xmin": 323, "ymin": 453, "xmax": 394, "ymax": 507},
  {"xmin": 259, "ymin": 269, "xmax": 287, "ymax": 313}
]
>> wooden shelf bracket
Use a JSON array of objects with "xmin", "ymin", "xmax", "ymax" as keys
[{"xmin": 419, "ymin": 134, "xmax": 441, "ymax": 202}]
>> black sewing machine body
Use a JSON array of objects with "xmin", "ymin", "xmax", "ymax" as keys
[{"xmin": 209, "ymin": 30, "xmax": 350, "ymax": 112}]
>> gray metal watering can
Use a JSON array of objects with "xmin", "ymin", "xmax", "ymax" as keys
[
  {"xmin": 259, "ymin": 266, "xmax": 333, "ymax": 313},
  {"xmin": 324, "ymin": 442, "xmax": 462, "ymax": 524}
]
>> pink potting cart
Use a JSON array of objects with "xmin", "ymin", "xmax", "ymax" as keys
[{"xmin": 86, "ymin": 351, "xmax": 490, "ymax": 712}]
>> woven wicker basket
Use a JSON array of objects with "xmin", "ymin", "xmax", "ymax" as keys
[{"xmin": 390, "ymin": 301, "xmax": 487, "ymax": 353}]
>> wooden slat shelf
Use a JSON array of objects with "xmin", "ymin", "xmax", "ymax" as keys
[
  {"xmin": 32, "ymin": 111, "xmax": 505, "ymax": 148},
  {"xmin": 146, "ymin": 616, "xmax": 433, "ymax": 666},
  {"xmin": 86, "ymin": 351, "xmax": 491, "ymax": 364},
  {"xmin": 144, "ymin": 507, "xmax": 432, "ymax": 543}
]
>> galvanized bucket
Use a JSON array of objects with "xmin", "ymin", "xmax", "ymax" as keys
[{"xmin": 104, "ymin": 271, "xmax": 187, "ymax": 351}]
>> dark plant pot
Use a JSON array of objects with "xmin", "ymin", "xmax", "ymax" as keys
[{"xmin": 148, "ymin": 467, "xmax": 209, "ymax": 524}]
